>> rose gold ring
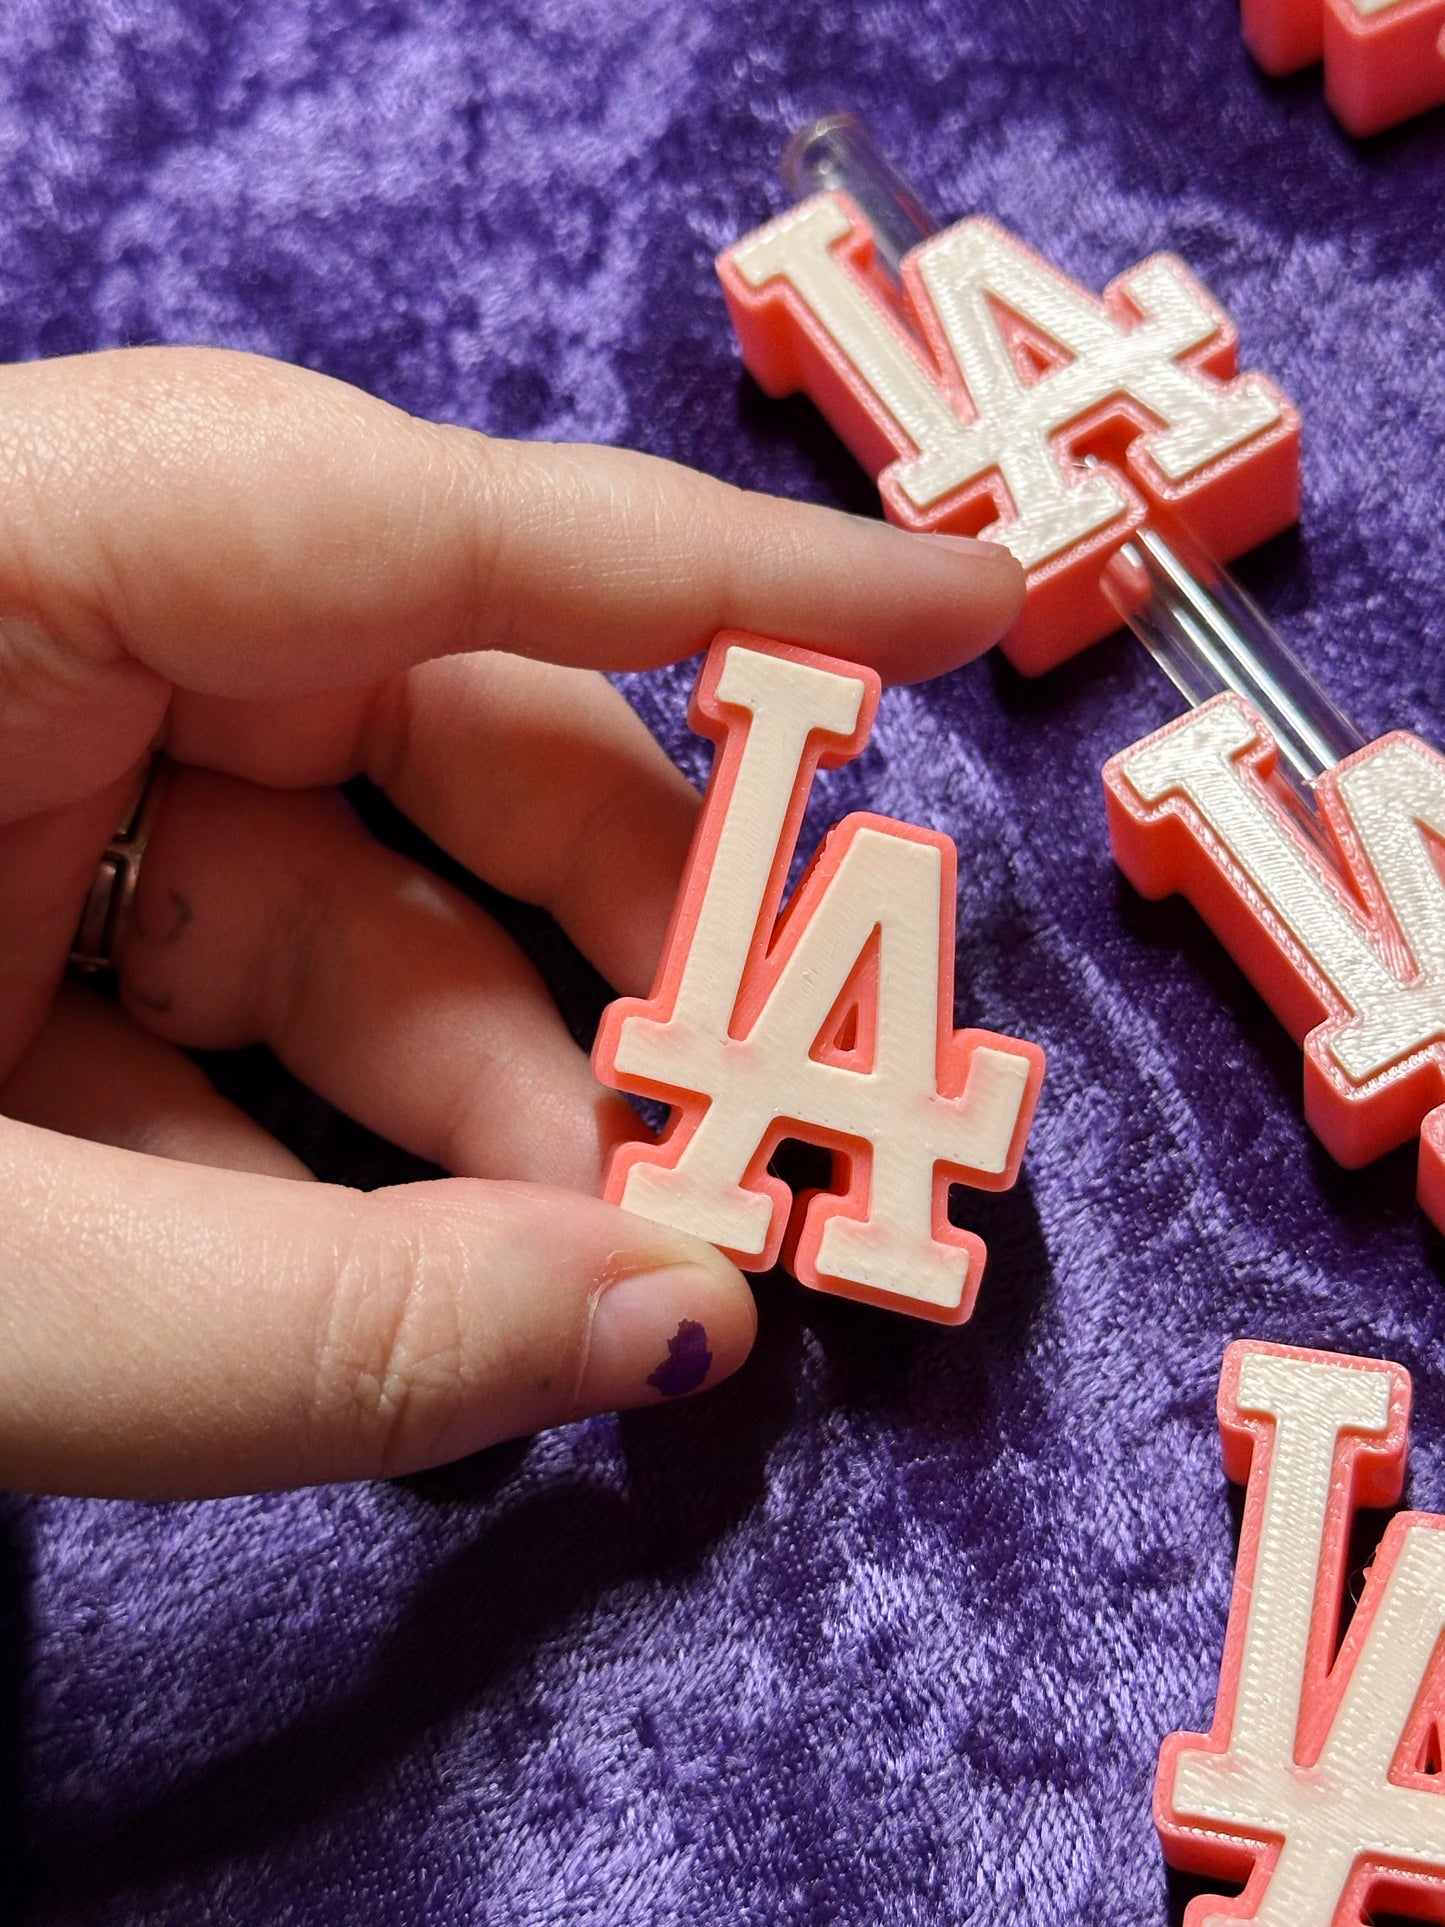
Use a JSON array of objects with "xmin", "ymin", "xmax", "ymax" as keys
[{"xmin": 69, "ymin": 754, "xmax": 174, "ymax": 974}]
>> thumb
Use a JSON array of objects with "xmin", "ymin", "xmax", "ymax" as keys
[{"xmin": 0, "ymin": 1118, "xmax": 755, "ymax": 1497}]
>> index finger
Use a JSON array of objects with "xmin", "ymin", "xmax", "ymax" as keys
[{"xmin": 0, "ymin": 346, "xmax": 1024, "ymax": 703}]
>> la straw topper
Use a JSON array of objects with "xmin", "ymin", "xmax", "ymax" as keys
[
  {"xmin": 1160, "ymin": 1341, "xmax": 1445, "ymax": 1924},
  {"xmin": 592, "ymin": 635, "xmax": 1044, "ymax": 1325},
  {"xmin": 1106, "ymin": 702, "xmax": 1445, "ymax": 1234},
  {"xmin": 717, "ymin": 193, "xmax": 1298, "ymax": 675}
]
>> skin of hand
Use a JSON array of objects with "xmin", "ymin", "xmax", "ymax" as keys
[{"xmin": 0, "ymin": 346, "xmax": 1026, "ymax": 1500}]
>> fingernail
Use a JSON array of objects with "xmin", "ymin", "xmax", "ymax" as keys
[
  {"xmin": 859, "ymin": 515, "xmax": 1017, "ymax": 569},
  {"xmin": 577, "ymin": 1266, "xmax": 728, "ymax": 1413},
  {"xmin": 927, "ymin": 530, "xmax": 1023, "ymax": 571}
]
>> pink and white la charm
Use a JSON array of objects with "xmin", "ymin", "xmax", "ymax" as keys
[
  {"xmin": 1158, "ymin": 1340, "xmax": 1445, "ymax": 1925},
  {"xmin": 592, "ymin": 635, "xmax": 1045, "ymax": 1325},
  {"xmin": 717, "ymin": 198, "xmax": 1298, "ymax": 675},
  {"xmin": 1105, "ymin": 700, "xmax": 1445, "ymax": 1230},
  {"xmin": 1242, "ymin": 0, "xmax": 1445, "ymax": 136}
]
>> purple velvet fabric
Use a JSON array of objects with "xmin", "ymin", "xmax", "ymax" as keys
[{"xmin": 3, "ymin": 2, "xmax": 1444, "ymax": 1921}]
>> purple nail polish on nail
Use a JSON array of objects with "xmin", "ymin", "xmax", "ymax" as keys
[{"xmin": 646, "ymin": 1319, "xmax": 712, "ymax": 1397}]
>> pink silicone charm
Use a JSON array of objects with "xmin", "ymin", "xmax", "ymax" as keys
[
  {"xmin": 1243, "ymin": 0, "xmax": 1445, "ymax": 136},
  {"xmin": 1105, "ymin": 694, "xmax": 1445, "ymax": 1229},
  {"xmin": 593, "ymin": 633, "xmax": 1045, "ymax": 1325},
  {"xmin": 717, "ymin": 196, "xmax": 1299, "ymax": 675},
  {"xmin": 1158, "ymin": 1340, "xmax": 1445, "ymax": 1925}
]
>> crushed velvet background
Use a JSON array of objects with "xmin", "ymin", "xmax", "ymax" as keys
[{"xmin": 1, "ymin": 1, "xmax": 1443, "ymax": 1921}]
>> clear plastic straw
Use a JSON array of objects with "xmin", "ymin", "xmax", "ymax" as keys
[
  {"xmin": 1101, "ymin": 518, "xmax": 1362, "ymax": 789},
  {"xmin": 782, "ymin": 114, "xmax": 936, "ymax": 284}
]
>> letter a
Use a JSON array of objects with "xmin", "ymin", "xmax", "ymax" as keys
[
  {"xmin": 592, "ymin": 634, "xmax": 1044, "ymax": 1324},
  {"xmin": 1158, "ymin": 1340, "xmax": 1445, "ymax": 1925}
]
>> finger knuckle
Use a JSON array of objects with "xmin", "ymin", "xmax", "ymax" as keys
[{"xmin": 310, "ymin": 1210, "xmax": 472, "ymax": 1479}]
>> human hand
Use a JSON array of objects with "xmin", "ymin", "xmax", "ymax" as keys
[{"xmin": 0, "ymin": 348, "xmax": 1025, "ymax": 1498}]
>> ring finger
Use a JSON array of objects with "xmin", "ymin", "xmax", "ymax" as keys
[
  {"xmin": 0, "ymin": 980, "xmax": 311, "ymax": 1179},
  {"xmin": 117, "ymin": 767, "xmax": 644, "ymax": 1190}
]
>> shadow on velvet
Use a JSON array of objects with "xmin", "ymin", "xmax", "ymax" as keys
[
  {"xmin": 794, "ymin": 1169, "xmax": 1051, "ymax": 1438},
  {"xmin": 29, "ymin": 1322, "xmax": 802, "ymax": 1910}
]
